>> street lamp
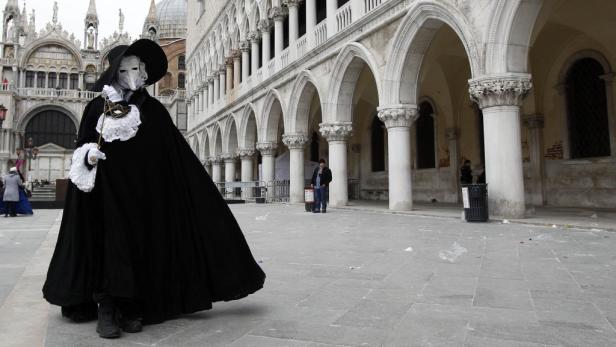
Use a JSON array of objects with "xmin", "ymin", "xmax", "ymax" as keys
[{"xmin": 0, "ymin": 105, "xmax": 7, "ymax": 128}]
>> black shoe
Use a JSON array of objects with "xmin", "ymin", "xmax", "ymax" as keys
[
  {"xmin": 313, "ymin": 210, "xmax": 320, "ymax": 213},
  {"xmin": 120, "ymin": 317, "xmax": 143, "ymax": 333},
  {"xmin": 96, "ymin": 301, "xmax": 121, "ymax": 339},
  {"xmin": 322, "ymin": 210, "xmax": 327, "ymax": 214}
]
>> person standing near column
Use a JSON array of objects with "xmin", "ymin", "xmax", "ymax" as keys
[{"xmin": 310, "ymin": 159, "xmax": 332, "ymax": 213}]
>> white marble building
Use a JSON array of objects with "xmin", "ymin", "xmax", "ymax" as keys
[{"xmin": 185, "ymin": 0, "xmax": 615, "ymax": 218}]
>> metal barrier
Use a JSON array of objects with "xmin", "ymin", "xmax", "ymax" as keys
[
  {"xmin": 214, "ymin": 180, "xmax": 290, "ymax": 203},
  {"xmin": 265, "ymin": 180, "xmax": 290, "ymax": 203}
]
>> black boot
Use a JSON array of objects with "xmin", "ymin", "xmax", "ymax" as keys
[
  {"xmin": 117, "ymin": 299, "xmax": 143, "ymax": 333},
  {"xmin": 95, "ymin": 297, "xmax": 121, "ymax": 338}
]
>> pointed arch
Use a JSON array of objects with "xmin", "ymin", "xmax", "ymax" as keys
[
  {"xmin": 238, "ymin": 103, "xmax": 259, "ymax": 149},
  {"xmin": 259, "ymin": 88, "xmax": 286, "ymax": 142},
  {"xmin": 382, "ymin": 0, "xmax": 481, "ymax": 106},
  {"xmin": 326, "ymin": 42, "xmax": 383, "ymax": 123},
  {"xmin": 222, "ymin": 114, "xmax": 240, "ymax": 154},
  {"xmin": 287, "ymin": 70, "xmax": 326, "ymax": 134},
  {"xmin": 200, "ymin": 128, "xmax": 210, "ymax": 159}
]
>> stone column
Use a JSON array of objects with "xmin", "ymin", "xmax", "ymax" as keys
[
  {"xmin": 208, "ymin": 77, "xmax": 215, "ymax": 105},
  {"xmin": 213, "ymin": 73, "xmax": 220, "ymax": 101},
  {"xmin": 259, "ymin": 20, "xmax": 272, "ymax": 64},
  {"xmin": 270, "ymin": 7, "xmax": 287, "ymax": 58},
  {"xmin": 201, "ymin": 86, "xmax": 207, "ymax": 113},
  {"xmin": 525, "ymin": 114, "xmax": 545, "ymax": 206},
  {"xmin": 203, "ymin": 158, "xmax": 212, "ymax": 176},
  {"xmin": 248, "ymin": 31, "xmax": 261, "ymax": 74},
  {"xmin": 446, "ymin": 127, "xmax": 460, "ymax": 200},
  {"xmin": 219, "ymin": 65, "xmax": 226, "ymax": 98},
  {"xmin": 225, "ymin": 60, "xmax": 232, "ymax": 94},
  {"xmin": 285, "ymin": 0, "xmax": 300, "ymax": 45},
  {"xmin": 78, "ymin": 72, "xmax": 84, "ymax": 90},
  {"xmin": 232, "ymin": 50, "xmax": 241, "ymax": 88},
  {"xmin": 326, "ymin": 0, "xmax": 337, "ymax": 38},
  {"xmin": 256, "ymin": 142, "xmax": 278, "ymax": 182},
  {"xmin": 222, "ymin": 153, "xmax": 238, "ymax": 198},
  {"xmin": 240, "ymin": 41, "xmax": 250, "ymax": 82},
  {"xmin": 306, "ymin": 0, "xmax": 317, "ymax": 43},
  {"xmin": 283, "ymin": 134, "xmax": 310, "ymax": 203},
  {"xmin": 469, "ymin": 75, "xmax": 532, "ymax": 219},
  {"xmin": 320, "ymin": 123, "xmax": 353, "ymax": 207},
  {"xmin": 239, "ymin": 149, "xmax": 255, "ymax": 199},
  {"xmin": 210, "ymin": 156, "xmax": 223, "ymax": 183},
  {"xmin": 377, "ymin": 106, "xmax": 417, "ymax": 211},
  {"xmin": 600, "ymin": 73, "xmax": 616, "ymax": 156}
]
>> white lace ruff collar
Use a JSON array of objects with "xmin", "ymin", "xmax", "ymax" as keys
[{"xmin": 96, "ymin": 85, "xmax": 141, "ymax": 143}]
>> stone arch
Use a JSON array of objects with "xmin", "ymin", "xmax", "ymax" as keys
[
  {"xmin": 326, "ymin": 42, "xmax": 383, "ymax": 123},
  {"xmin": 19, "ymin": 104, "xmax": 79, "ymax": 133},
  {"xmin": 211, "ymin": 124, "xmax": 224, "ymax": 156},
  {"xmin": 200, "ymin": 129, "xmax": 210, "ymax": 159},
  {"xmin": 238, "ymin": 103, "xmax": 259, "ymax": 149},
  {"xmin": 259, "ymin": 88, "xmax": 286, "ymax": 142},
  {"xmin": 193, "ymin": 136, "xmax": 201, "ymax": 159},
  {"xmin": 485, "ymin": 0, "xmax": 543, "ymax": 74},
  {"xmin": 21, "ymin": 40, "xmax": 85, "ymax": 70},
  {"xmin": 382, "ymin": 1, "xmax": 481, "ymax": 106},
  {"xmin": 557, "ymin": 50, "xmax": 612, "ymax": 85},
  {"xmin": 222, "ymin": 114, "xmax": 240, "ymax": 154},
  {"xmin": 287, "ymin": 70, "xmax": 326, "ymax": 134}
]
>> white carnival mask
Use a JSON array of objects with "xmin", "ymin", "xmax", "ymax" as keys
[{"xmin": 116, "ymin": 55, "xmax": 148, "ymax": 91}]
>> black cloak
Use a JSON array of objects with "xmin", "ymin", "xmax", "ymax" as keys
[{"xmin": 42, "ymin": 40, "xmax": 265, "ymax": 324}]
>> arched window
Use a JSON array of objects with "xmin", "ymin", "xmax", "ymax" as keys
[
  {"xmin": 310, "ymin": 131, "xmax": 320, "ymax": 162},
  {"xmin": 178, "ymin": 73, "xmax": 186, "ymax": 89},
  {"xmin": 36, "ymin": 72, "xmax": 45, "ymax": 88},
  {"xmin": 25, "ymin": 110, "xmax": 77, "ymax": 149},
  {"xmin": 58, "ymin": 73, "xmax": 68, "ymax": 89},
  {"xmin": 416, "ymin": 101, "xmax": 436, "ymax": 169},
  {"xmin": 70, "ymin": 74, "xmax": 79, "ymax": 90},
  {"xmin": 371, "ymin": 115, "xmax": 385, "ymax": 172},
  {"xmin": 25, "ymin": 71, "xmax": 34, "ymax": 87},
  {"xmin": 48, "ymin": 72, "xmax": 57, "ymax": 88},
  {"xmin": 566, "ymin": 57, "xmax": 611, "ymax": 158},
  {"xmin": 178, "ymin": 55, "xmax": 186, "ymax": 70}
]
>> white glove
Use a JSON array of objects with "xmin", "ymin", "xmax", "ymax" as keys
[{"xmin": 87, "ymin": 148, "xmax": 106, "ymax": 166}]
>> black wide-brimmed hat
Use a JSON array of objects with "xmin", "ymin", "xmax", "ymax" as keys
[{"xmin": 91, "ymin": 39, "xmax": 168, "ymax": 92}]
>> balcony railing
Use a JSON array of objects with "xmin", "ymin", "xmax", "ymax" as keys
[
  {"xmin": 365, "ymin": 0, "xmax": 384, "ymax": 13},
  {"xmin": 17, "ymin": 88, "xmax": 99, "ymax": 100},
  {"xmin": 267, "ymin": 59, "xmax": 276, "ymax": 76},
  {"xmin": 336, "ymin": 2, "xmax": 353, "ymax": 32},
  {"xmin": 314, "ymin": 21, "xmax": 328, "ymax": 47},
  {"xmin": 281, "ymin": 48, "xmax": 290, "ymax": 69},
  {"xmin": 0, "ymin": 57, "xmax": 15, "ymax": 66},
  {"xmin": 296, "ymin": 35, "xmax": 307, "ymax": 58}
]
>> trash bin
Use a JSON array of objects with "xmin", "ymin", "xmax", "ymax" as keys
[
  {"xmin": 304, "ymin": 187, "xmax": 315, "ymax": 212},
  {"xmin": 461, "ymin": 184, "xmax": 488, "ymax": 222}
]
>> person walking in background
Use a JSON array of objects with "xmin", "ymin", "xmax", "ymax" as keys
[
  {"xmin": 311, "ymin": 159, "xmax": 332, "ymax": 213},
  {"xmin": 2, "ymin": 167, "xmax": 24, "ymax": 217}
]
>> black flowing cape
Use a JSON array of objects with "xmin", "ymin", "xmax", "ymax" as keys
[{"xmin": 43, "ymin": 90, "xmax": 265, "ymax": 324}]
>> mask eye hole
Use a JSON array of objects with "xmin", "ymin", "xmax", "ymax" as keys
[
  {"xmin": 132, "ymin": 67, "xmax": 138, "ymax": 71},
  {"xmin": 119, "ymin": 70, "xmax": 126, "ymax": 73}
]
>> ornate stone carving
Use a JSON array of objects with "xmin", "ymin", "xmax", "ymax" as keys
[
  {"xmin": 237, "ymin": 148, "xmax": 256, "ymax": 159},
  {"xmin": 377, "ymin": 106, "xmax": 418, "ymax": 129},
  {"xmin": 225, "ymin": 57, "xmax": 234, "ymax": 67},
  {"xmin": 231, "ymin": 49, "xmax": 242, "ymax": 59},
  {"xmin": 256, "ymin": 142, "xmax": 278, "ymax": 156},
  {"xmin": 218, "ymin": 65, "xmax": 226, "ymax": 74},
  {"xmin": 208, "ymin": 156, "xmax": 223, "ymax": 164},
  {"xmin": 282, "ymin": 134, "xmax": 310, "ymax": 149},
  {"xmin": 221, "ymin": 152, "xmax": 238, "ymax": 162},
  {"xmin": 239, "ymin": 41, "xmax": 250, "ymax": 52},
  {"xmin": 258, "ymin": 19, "xmax": 272, "ymax": 33},
  {"xmin": 283, "ymin": 0, "xmax": 302, "ymax": 8},
  {"xmin": 247, "ymin": 31, "xmax": 261, "ymax": 42},
  {"xmin": 468, "ymin": 75, "xmax": 532, "ymax": 108},
  {"xmin": 269, "ymin": 7, "xmax": 288, "ymax": 21},
  {"xmin": 319, "ymin": 123, "xmax": 353, "ymax": 142},
  {"xmin": 445, "ymin": 127, "xmax": 459, "ymax": 141}
]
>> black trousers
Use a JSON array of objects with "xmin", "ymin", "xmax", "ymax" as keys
[{"xmin": 5, "ymin": 201, "xmax": 17, "ymax": 216}]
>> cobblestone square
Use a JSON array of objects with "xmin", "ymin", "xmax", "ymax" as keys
[{"xmin": 1, "ymin": 205, "xmax": 616, "ymax": 346}]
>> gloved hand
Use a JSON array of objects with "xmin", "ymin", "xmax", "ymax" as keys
[{"xmin": 87, "ymin": 148, "xmax": 106, "ymax": 166}]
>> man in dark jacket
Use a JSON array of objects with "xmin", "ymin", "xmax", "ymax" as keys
[{"xmin": 310, "ymin": 159, "xmax": 332, "ymax": 213}]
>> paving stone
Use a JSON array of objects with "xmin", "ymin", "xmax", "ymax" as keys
[{"xmin": 474, "ymin": 278, "xmax": 533, "ymax": 310}]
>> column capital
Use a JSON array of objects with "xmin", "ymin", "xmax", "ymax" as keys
[
  {"xmin": 247, "ymin": 31, "xmax": 261, "ymax": 42},
  {"xmin": 225, "ymin": 57, "xmax": 234, "ymax": 67},
  {"xmin": 269, "ymin": 6, "xmax": 288, "ymax": 21},
  {"xmin": 282, "ymin": 133, "xmax": 310, "ymax": 149},
  {"xmin": 256, "ymin": 142, "xmax": 278, "ymax": 156},
  {"xmin": 283, "ymin": 0, "xmax": 302, "ymax": 8},
  {"xmin": 202, "ymin": 158, "xmax": 211, "ymax": 166},
  {"xmin": 239, "ymin": 41, "xmax": 251, "ymax": 52},
  {"xmin": 377, "ymin": 105, "xmax": 418, "ymax": 128},
  {"xmin": 212, "ymin": 71, "xmax": 220, "ymax": 78},
  {"xmin": 231, "ymin": 50, "xmax": 242, "ymax": 60},
  {"xmin": 468, "ymin": 74, "xmax": 532, "ymax": 108},
  {"xmin": 221, "ymin": 152, "xmax": 238, "ymax": 163},
  {"xmin": 445, "ymin": 127, "xmax": 459, "ymax": 141},
  {"xmin": 524, "ymin": 114, "xmax": 545, "ymax": 129},
  {"xmin": 258, "ymin": 19, "xmax": 272, "ymax": 32},
  {"xmin": 237, "ymin": 148, "xmax": 256, "ymax": 159},
  {"xmin": 319, "ymin": 122, "xmax": 353, "ymax": 142},
  {"xmin": 209, "ymin": 156, "xmax": 223, "ymax": 164}
]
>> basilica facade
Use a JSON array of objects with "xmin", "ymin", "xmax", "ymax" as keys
[
  {"xmin": 184, "ymin": 0, "xmax": 615, "ymax": 218},
  {"xmin": 0, "ymin": 0, "xmax": 188, "ymax": 183}
]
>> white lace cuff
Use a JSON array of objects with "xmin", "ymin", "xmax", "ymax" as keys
[{"xmin": 68, "ymin": 143, "xmax": 99, "ymax": 193}]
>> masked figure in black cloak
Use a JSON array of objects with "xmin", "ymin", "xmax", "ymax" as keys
[{"xmin": 42, "ymin": 39, "xmax": 265, "ymax": 339}]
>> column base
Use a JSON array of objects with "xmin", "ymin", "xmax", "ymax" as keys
[{"xmin": 489, "ymin": 199, "xmax": 525, "ymax": 219}]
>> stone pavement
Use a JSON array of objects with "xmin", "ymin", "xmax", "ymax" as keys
[{"xmin": 1, "ymin": 204, "xmax": 616, "ymax": 346}]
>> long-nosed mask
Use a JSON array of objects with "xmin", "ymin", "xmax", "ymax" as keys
[{"xmin": 115, "ymin": 55, "xmax": 148, "ymax": 91}]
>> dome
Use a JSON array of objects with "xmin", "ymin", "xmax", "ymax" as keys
[{"xmin": 156, "ymin": 0, "xmax": 187, "ymax": 39}]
